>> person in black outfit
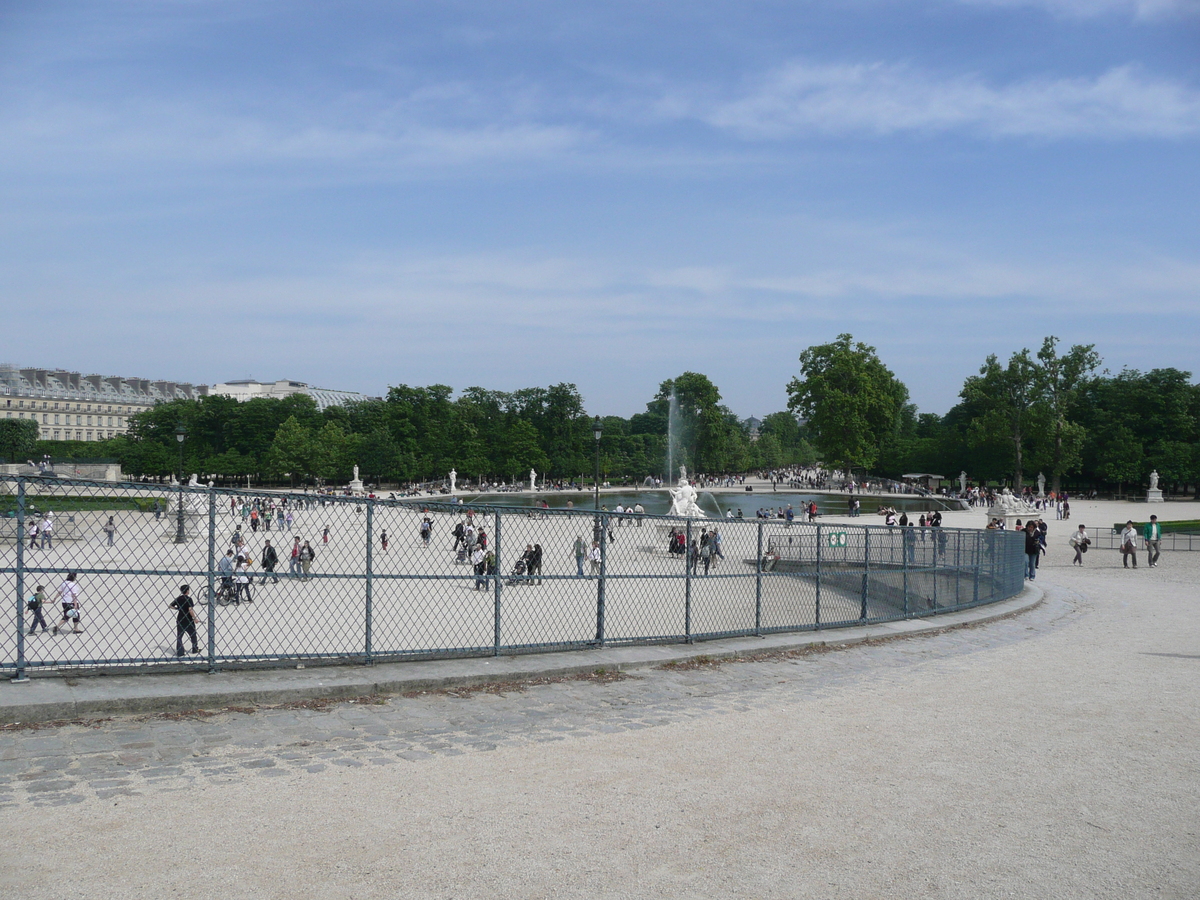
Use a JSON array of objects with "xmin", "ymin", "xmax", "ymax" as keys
[
  {"xmin": 260, "ymin": 540, "xmax": 280, "ymax": 584},
  {"xmin": 170, "ymin": 584, "xmax": 200, "ymax": 656},
  {"xmin": 529, "ymin": 543, "xmax": 543, "ymax": 585}
]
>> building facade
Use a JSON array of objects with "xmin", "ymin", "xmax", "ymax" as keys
[
  {"xmin": 210, "ymin": 379, "xmax": 374, "ymax": 412},
  {"xmin": 0, "ymin": 365, "xmax": 208, "ymax": 443}
]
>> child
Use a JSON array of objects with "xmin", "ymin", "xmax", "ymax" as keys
[
  {"xmin": 26, "ymin": 585, "xmax": 49, "ymax": 634},
  {"xmin": 169, "ymin": 584, "xmax": 200, "ymax": 656}
]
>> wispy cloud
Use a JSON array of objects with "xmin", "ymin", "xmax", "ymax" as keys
[
  {"xmin": 696, "ymin": 63, "xmax": 1200, "ymax": 139},
  {"xmin": 952, "ymin": 0, "xmax": 1200, "ymax": 19}
]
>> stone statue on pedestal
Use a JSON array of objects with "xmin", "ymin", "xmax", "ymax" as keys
[
  {"xmin": 1149, "ymin": 470, "xmax": 1159, "ymax": 491},
  {"xmin": 530, "ymin": 469, "xmax": 537, "ymax": 492},
  {"xmin": 449, "ymin": 469, "xmax": 457, "ymax": 493},
  {"xmin": 959, "ymin": 471, "xmax": 967, "ymax": 494},
  {"xmin": 668, "ymin": 479, "xmax": 707, "ymax": 518},
  {"xmin": 1037, "ymin": 472, "xmax": 1045, "ymax": 497}
]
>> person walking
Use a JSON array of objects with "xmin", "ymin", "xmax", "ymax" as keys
[
  {"xmin": 700, "ymin": 537, "xmax": 712, "ymax": 575},
  {"xmin": 1069, "ymin": 524, "xmax": 1089, "ymax": 565},
  {"xmin": 529, "ymin": 543, "xmax": 543, "ymax": 585},
  {"xmin": 380, "ymin": 529, "xmax": 389, "ymax": 552},
  {"xmin": 169, "ymin": 584, "xmax": 200, "ymax": 657},
  {"xmin": 234, "ymin": 553, "xmax": 254, "ymax": 603},
  {"xmin": 1143, "ymin": 515, "xmax": 1162, "ymax": 568},
  {"xmin": 26, "ymin": 584, "xmax": 49, "ymax": 635},
  {"xmin": 52, "ymin": 572, "xmax": 82, "ymax": 634},
  {"xmin": 1024, "ymin": 521, "xmax": 1040, "ymax": 580},
  {"xmin": 102, "ymin": 516, "xmax": 116, "ymax": 547},
  {"xmin": 420, "ymin": 517, "xmax": 432, "ymax": 547},
  {"xmin": 322, "ymin": 526, "xmax": 330, "ymax": 545},
  {"xmin": 472, "ymin": 545, "xmax": 488, "ymax": 590},
  {"xmin": 27, "ymin": 519, "xmax": 39, "ymax": 550},
  {"xmin": 574, "ymin": 536, "xmax": 586, "ymax": 576},
  {"xmin": 260, "ymin": 539, "xmax": 280, "ymax": 584},
  {"xmin": 589, "ymin": 539, "xmax": 601, "ymax": 577},
  {"xmin": 39, "ymin": 514, "xmax": 53, "ymax": 550},
  {"xmin": 299, "ymin": 541, "xmax": 316, "ymax": 581},
  {"xmin": 1121, "ymin": 520, "xmax": 1139, "ymax": 568},
  {"xmin": 289, "ymin": 536, "xmax": 301, "ymax": 578}
]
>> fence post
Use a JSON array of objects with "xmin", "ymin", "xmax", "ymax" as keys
[
  {"xmin": 973, "ymin": 531, "xmax": 981, "ymax": 605},
  {"xmin": 492, "ymin": 510, "xmax": 501, "ymax": 655},
  {"xmin": 902, "ymin": 526, "xmax": 910, "ymax": 617},
  {"xmin": 365, "ymin": 498, "xmax": 374, "ymax": 664},
  {"xmin": 13, "ymin": 478, "xmax": 27, "ymax": 682},
  {"xmin": 815, "ymin": 524, "xmax": 823, "ymax": 629},
  {"xmin": 955, "ymin": 530, "xmax": 961, "ymax": 607},
  {"xmin": 684, "ymin": 519, "xmax": 693, "ymax": 643},
  {"xmin": 206, "ymin": 489, "xmax": 216, "ymax": 673},
  {"xmin": 595, "ymin": 513, "xmax": 606, "ymax": 645},
  {"xmin": 754, "ymin": 522, "xmax": 763, "ymax": 636},
  {"xmin": 861, "ymin": 527, "xmax": 870, "ymax": 621}
]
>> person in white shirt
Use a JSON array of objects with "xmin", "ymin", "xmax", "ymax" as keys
[
  {"xmin": 52, "ymin": 572, "xmax": 82, "ymax": 634},
  {"xmin": 39, "ymin": 514, "xmax": 53, "ymax": 550},
  {"xmin": 588, "ymin": 540, "xmax": 602, "ymax": 576},
  {"xmin": 1121, "ymin": 520, "xmax": 1139, "ymax": 569},
  {"xmin": 1068, "ymin": 525, "xmax": 1089, "ymax": 566}
]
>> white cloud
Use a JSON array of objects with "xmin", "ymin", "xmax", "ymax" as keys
[
  {"xmin": 953, "ymin": 0, "xmax": 1200, "ymax": 19},
  {"xmin": 699, "ymin": 63, "xmax": 1200, "ymax": 139}
]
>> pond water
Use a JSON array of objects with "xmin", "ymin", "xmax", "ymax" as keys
[{"xmin": 446, "ymin": 489, "xmax": 958, "ymax": 518}]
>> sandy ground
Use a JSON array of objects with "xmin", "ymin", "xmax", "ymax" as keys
[
  {"xmin": 3, "ymin": 483, "xmax": 1026, "ymax": 666},
  {"xmin": 0, "ymin": 496, "xmax": 1197, "ymax": 898}
]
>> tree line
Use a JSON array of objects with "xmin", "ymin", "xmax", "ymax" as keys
[
  {"xmin": 788, "ymin": 334, "xmax": 1200, "ymax": 496},
  {"xmin": 14, "ymin": 377, "xmax": 814, "ymax": 486},
  {"xmin": 10, "ymin": 335, "xmax": 1197, "ymax": 494}
]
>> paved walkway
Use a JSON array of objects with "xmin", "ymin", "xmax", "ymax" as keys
[{"xmin": 1, "ymin": 505, "xmax": 1197, "ymax": 898}]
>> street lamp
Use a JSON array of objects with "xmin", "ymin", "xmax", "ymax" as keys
[
  {"xmin": 174, "ymin": 422, "xmax": 187, "ymax": 544},
  {"xmin": 593, "ymin": 415, "xmax": 603, "ymax": 511}
]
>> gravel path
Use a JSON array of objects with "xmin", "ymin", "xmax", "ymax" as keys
[{"xmin": 1, "ymin": 507, "xmax": 1198, "ymax": 898}]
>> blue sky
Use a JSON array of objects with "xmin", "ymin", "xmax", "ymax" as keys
[{"xmin": 2, "ymin": 0, "xmax": 1197, "ymax": 420}]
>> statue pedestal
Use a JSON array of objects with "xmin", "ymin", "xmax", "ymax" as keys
[
  {"xmin": 348, "ymin": 479, "xmax": 365, "ymax": 494},
  {"xmin": 1146, "ymin": 489, "xmax": 1164, "ymax": 503},
  {"xmin": 985, "ymin": 508, "xmax": 1025, "ymax": 530}
]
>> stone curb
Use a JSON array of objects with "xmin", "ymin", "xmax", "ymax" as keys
[{"xmin": 0, "ymin": 585, "xmax": 1042, "ymax": 724}]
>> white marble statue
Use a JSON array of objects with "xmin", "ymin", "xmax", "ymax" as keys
[
  {"xmin": 959, "ymin": 471, "xmax": 968, "ymax": 494},
  {"xmin": 679, "ymin": 464, "xmax": 688, "ymax": 485},
  {"xmin": 668, "ymin": 479, "xmax": 707, "ymax": 518},
  {"xmin": 530, "ymin": 469, "xmax": 537, "ymax": 492},
  {"xmin": 449, "ymin": 469, "xmax": 457, "ymax": 493},
  {"xmin": 1037, "ymin": 472, "xmax": 1046, "ymax": 497},
  {"xmin": 187, "ymin": 473, "xmax": 200, "ymax": 487},
  {"xmin": 353, "ymin": 465, "xmax": 360, "ymax": 482},
  {"xmin": 1149, "ymin": 469, "xmax": 1159, "ymax": 491}
]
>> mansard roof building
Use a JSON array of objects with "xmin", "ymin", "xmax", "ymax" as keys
[{"xmin": 1, "ymin": 364, "xmax": 208, "ymax": 443}]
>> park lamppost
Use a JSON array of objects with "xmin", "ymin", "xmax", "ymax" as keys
[
  {"xmin": 174, "ymin": 423, "xmax": 187, "ymax": 544},
  {"xmin": 592, "ymin": 416, "xmax": 602, "ymax": 511}
]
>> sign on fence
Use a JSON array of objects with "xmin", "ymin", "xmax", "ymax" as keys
[{"xmin": 827, "ymin": 531, "xmax": 848, "ymax": 548}]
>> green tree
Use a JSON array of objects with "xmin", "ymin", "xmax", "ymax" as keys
[
  {"xmin": 786, "ymin": 334, "xmax": 909, "ymax": 473},
  {"xmin": 1095, "ymin": 426, "xmax": 1144, "ymax": 496},
  {"xmin": 266, "ymin": 416, "xmax": 313, "ymax": 486},
  {"xmin": 310, "ymin": 422, "xmax": 350, "ymax": 483},
  {"xmin": 0, "ymin": 419, "xmax": 39, "ymax": 463},
  {"xmin": 960, "ymin": 349, "xmax": 1040, "ymax": 491},
  {"xmin": 1036, "ymin": 336, "xmax": 1101, "ymax": 493}
]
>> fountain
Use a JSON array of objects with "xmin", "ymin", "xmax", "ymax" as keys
[{"xmin": 667, "ymin": 388, "xmax": 680, "ymax": 486}]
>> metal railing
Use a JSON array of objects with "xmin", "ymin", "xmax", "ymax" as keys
[
  {"xmin": 1086, "ymin": 529, "xmax": 1200, "ymax": 551},
  {"xmin": 1, "ymin": 475, "xmax": 1027, "ymax": 678}
]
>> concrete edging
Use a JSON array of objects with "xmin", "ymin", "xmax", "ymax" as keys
[{"xmin": 1, "ymin": 585, "xmax": 1042, "ymax": 725}]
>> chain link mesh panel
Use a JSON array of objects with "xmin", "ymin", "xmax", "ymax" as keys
[{"xmin": 1, "ymin": 476, "xmax": 1027, "ymax": 676}]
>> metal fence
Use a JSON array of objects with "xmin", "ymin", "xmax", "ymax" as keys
[
  {"xmin": 1, "ymin": 475, "xmax": 1026, "ymax": 678},
  {"xmin": 1086, "ymin": 529, "xmax": 1200, "ymax": 551}
]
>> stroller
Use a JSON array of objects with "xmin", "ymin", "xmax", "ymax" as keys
[{"xmin": 505, "ymin": 558, "xmax": 528, "ymax": 586}]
